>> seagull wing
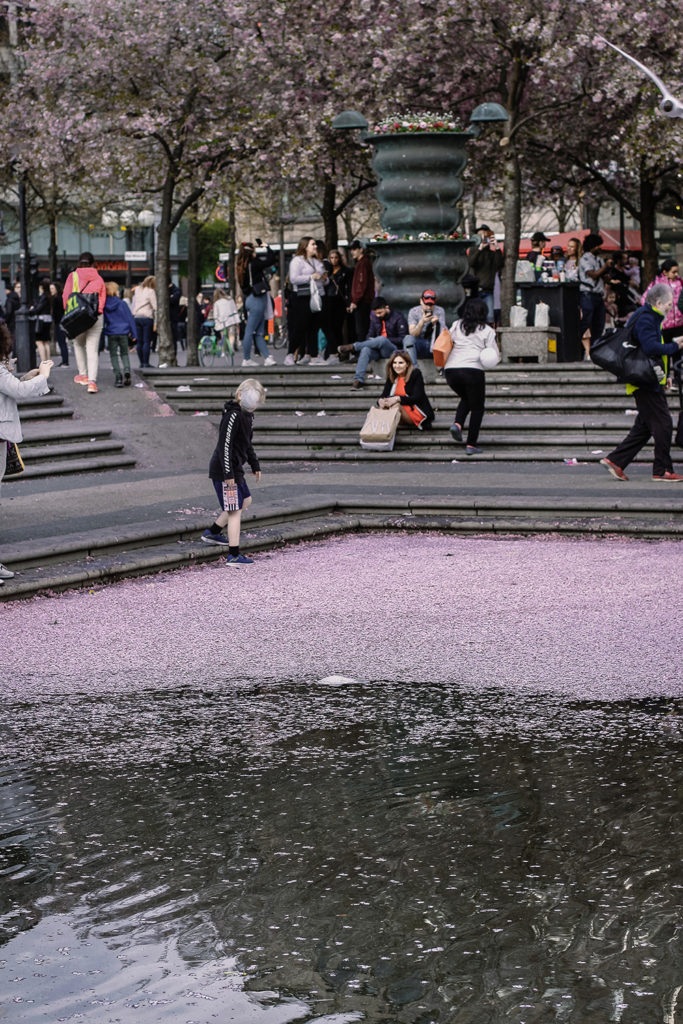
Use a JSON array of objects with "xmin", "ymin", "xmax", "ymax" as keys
[{"xmin": 597, "ymin": 36, "xmax": 683, "ymax": 118}]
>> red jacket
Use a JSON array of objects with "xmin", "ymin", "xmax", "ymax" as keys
[
  {"xmin": 351, "ymin": 254, "xmax": 375, "ymax": 305},
  {"xmin": 63, "ymin": 266, "xmax": 107, "ymax": 314}
]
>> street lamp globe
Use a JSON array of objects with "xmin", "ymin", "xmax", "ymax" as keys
[
  {"xmin": 120, "ymin": 209, "xmax": 137, "ymax": 226},
  {"xmin": 101, "ymin": 209, "xmax": 118, "ymax": 228},
  {"xmin": 137, "ymin": 209, "xmax": 155, "ymax": 227}
]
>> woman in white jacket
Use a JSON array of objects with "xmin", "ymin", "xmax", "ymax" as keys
[
  {"xmin": 444, "ymin": 298, "xmax": 500, "ymax": 455},
  {"xmin": 0, "ymin": 324, "xmax": 53, "ymax": 584},
  {"xmin": 284, "ymin": 236, "xmax": 326, "ymax": 366}
]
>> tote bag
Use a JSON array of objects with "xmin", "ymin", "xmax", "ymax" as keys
[{"xmin": 359, "ymin": 404, "xmax": 401, "ymax": 451}]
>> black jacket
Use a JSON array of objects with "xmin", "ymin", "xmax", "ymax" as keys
[
  {"xmin": 323, "ymin": 263, "xmax": 352, "ymax": 302},
  {"xmin": 241, "ymin": 247, "xmax": 277, "ymax": 298},
  {"xmin": 379, "ymin": 368, "xmax": 435, "ymax": 424},
  {"xmin": 209, "ymin": 400, "xmax": 260, "ymax": 482}
]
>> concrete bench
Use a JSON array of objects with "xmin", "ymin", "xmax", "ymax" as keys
[{"xmin": 498, "ymin": 326, "xmax": 559, "ymax": 363}]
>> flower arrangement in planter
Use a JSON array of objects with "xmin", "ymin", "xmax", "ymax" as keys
[
  {"xmin": 370, "ymin": 230, "xmax": 466, "ymax": 242},
  {"xmin": 371, "ymin": 112, "xmax": 464, "ymax": 134}
]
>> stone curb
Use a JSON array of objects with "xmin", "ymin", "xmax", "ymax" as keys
[{"xmin": 2, "ymin": 504, "xmax": 681, "ymax": 602}]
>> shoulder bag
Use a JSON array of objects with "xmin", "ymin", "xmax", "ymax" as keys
[
  {"xmin": 432, "ymin": 328, "xmax": 453, "ymax": 368},
  {"xmin": 589, "ymin": 309, "xmax": 660, "ymax": 388},
  {"xmin": 5, "ymin": 440, "xmax": 24, "ymax": 478},
  {"xmin": 62, "ymin": 269, "xmax": 99, "ymax": 339}
]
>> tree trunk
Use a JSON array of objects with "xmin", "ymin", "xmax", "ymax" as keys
[
  {"xmin": 186, "ymin": 215, "xmax": 199, "ymax": 366},
  {"xmin": 500, "ymin": 144, "xmax": 522, "ymax": 326},
  {"xmin": 48, "ymin": 214, "xmax": 58, "ymax": 280},
  {"xmin": 228, "ymin": 189, "xmax": 237, "ymax": 298},
  {"xmin": 322, "ymin": 178, "xmax": 338, "ymax": 250},
  {"xmin": 156, "ymin": 173, "xmax": 176, "ymax": 366},
  {"xmin": 582, "ymin": 200, "xmax": 601, "ymax": 232},
  {"xmin": 639, "ymin": 172, "xmax": 658, "ymax": 289}
]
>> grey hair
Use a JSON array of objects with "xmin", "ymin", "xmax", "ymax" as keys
[{"xmin": 647, "ymin": 282, "xmax": 673, "ymax": 308}]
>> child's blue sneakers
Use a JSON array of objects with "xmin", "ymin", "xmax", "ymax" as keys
[
  {"xmin": 226, "ymin": 553, "xmax": 254, "ymax": 566},
  {"xmin": 201, "ymin": 529, "xmax": 229, "ymax": 545}
]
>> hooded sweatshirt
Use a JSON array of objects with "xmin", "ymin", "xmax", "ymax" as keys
[{"xmin": 62, "ymin": 266, "xmax": 106, "ymax": 314}]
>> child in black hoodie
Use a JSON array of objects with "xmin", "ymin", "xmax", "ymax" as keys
[{"xmin": 202, "ymin": 378, "xmax": 265, "ymax": 565}]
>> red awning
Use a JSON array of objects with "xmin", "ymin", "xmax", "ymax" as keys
[{"xmin": 518, "ymin": 228, "xmax": 642, "ymax": 257}]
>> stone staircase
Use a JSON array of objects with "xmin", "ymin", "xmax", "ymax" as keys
[
  {"xmin": 143, "ymin": 363, "xmax": 681, "ymax": 465},
  {"xmin": 13, "ymin": 392, "xmax": 135, "ymax": 481}
]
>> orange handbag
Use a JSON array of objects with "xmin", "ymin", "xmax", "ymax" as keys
[{"xmin": 432, "ymin": 328, "xmax": 453, "ymax": 368}]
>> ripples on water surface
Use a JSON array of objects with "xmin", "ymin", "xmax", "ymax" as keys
[{"xmin": 1, "ymin": 681, "xmax": 682, "ymax": 1023}]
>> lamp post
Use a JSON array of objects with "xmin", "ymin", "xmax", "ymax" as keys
[
  {"xmin": 137, "ymin": 209, "xmax": 156, "ymax": 275},
  {"xmin": 14, "ymin": 178, "xmax": 34, "ymax": 375}
]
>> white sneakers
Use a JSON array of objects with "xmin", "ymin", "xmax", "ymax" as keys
[
  {"xmin": 298, "ymin": 355, "xmax": 311, "ymax": 365},
  {"xmin": 264, "ymin": 356, "xmax": 276, "ymax": 366},
  {"xmin": 283, "ymin": 354, "xmax": 295, "ymax": 365},
  {"xmin": 309, "ymin": 356, "xmax": 327, "ymax": 365},
  {"xmin": 0, "ymin": 564, "xmax": 15, "ymax": 580},
  {"xmin": 241, "ymin": 358, "xmax": 259, "ymax": 367}
]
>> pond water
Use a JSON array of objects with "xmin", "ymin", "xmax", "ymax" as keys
[{"xmin": 2, "ymin": 680, "xmax": 683, "ymax": 1023}]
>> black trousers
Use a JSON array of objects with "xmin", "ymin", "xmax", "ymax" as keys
[
  {"xmin": 607, "ymin": 387, "xmax": 673, "ymax": 476},
  {"xmin": 444, "ymin": 367, "xmax": 486, "ymax": 445},
  {"xmin": 288, "ymin": 293, "xmax": 320, "ymax": 358},
  {"xmin": 321, "ymin": 295, "xmax": 345, "ymax": 355}
]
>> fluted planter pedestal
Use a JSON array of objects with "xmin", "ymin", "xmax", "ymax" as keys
[
  {"xmin": 370, "ymin": 239, "xmax": 470, "ymax": 326},
  {"xmin": 366, "ymin": 130, "xmax": 476, "ymax": 322}
]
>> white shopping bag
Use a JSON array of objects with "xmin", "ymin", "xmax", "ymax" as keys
[
  {"xmin": 509, "ymin": 305, "xmax": 527, "ymax": 327},
  {"xmin": 535, "ymin": 301, "xmax": 550, "ymax": 328}
]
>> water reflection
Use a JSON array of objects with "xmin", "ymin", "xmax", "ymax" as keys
[{"xmin": 1, "ymin": 683, "xmax": 682, "ymax": 1023}]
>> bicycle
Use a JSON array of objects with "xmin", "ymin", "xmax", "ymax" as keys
[{"xmin": 198, "ymin": 321, "xmax": 236, "ymax": 367}]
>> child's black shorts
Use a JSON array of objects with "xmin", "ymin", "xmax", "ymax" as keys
[{"xmin": 213, "ymin": 478, "xmax": 251, "ymax": 510}]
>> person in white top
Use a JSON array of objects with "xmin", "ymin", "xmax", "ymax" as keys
[
  {"xmin": 444, "ymin": 297, "xmax": 500, "ymax": 455},
  {"xmin": 284, "ymin": 236, "xmax": 326, "ymax": 366},
  {"xmin": 131, "ymin": 276, "xmax": 157, "ymax": 368},
  {"xmin": 212, "ymin": 288, "xmax": 242, "ymax": 354},
  {"xmin": 0, "ymin": 323, "xmax": 53, "ymax": 583}
]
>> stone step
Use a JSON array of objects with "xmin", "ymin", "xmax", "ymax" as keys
[
  {"xmin": 20, "ymin": 425, "xmax": 114, "ymax": 446},
  {"xmin": 249, "ymin": 431, "xmax": 637, "ymax": 448},
  {"xmin": 4, "ymin": 453, "xmax": 137, "ymax": 482},
  {"xmin": 160, "ymin": 385, "xmax": 648, "ymax": 401},
  {"xmin": 168, "ymin": 396, "xmax": 669, "ymax": 414},
  {"xmin": 253, "ymin": 446, "xmax": 655, "ymax": 464},
  {"xmin": 17, "ymin": 393, "xmax": 66, "ymax": 408},
  {"xmin": 15, "ymin": 405, "xmax": 74, "ymax": 422},
  {"xmin": 16, "ymin": 439, "xmax": 126, "ymax": 464},
  {"xmin": 2, "ymin": 500, "xmax": 680, "ymax": 600}
]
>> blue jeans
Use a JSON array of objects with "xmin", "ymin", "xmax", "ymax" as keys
[
  {"xmin": 479, "ymin": 291, "xmax": 495, "ymax": 323},
  {"xmin": 580, "ymin": 292, "xmax": 605, "ymax": 344},
  {"xmin": 402, "ymin": 334, "xmax": 432, "ymax": 366},
  {"xmin": 353, "ymin": 337, "xmax": 397, "ymax": 381},
  {"xmin": 135, "ymin": 316, "xmax": 154, "ymax": 367},
  {"xmin": 243, "ymin": 293, "xmax": 269, "ymax": 360}
]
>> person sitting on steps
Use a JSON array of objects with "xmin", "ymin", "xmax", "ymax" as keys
[{"xmin": 338, "ymin": 296, "xmax": 409, "ymax": 389}]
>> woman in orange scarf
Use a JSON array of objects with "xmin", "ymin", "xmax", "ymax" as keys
[{"xmin": 378, "ymin": 351, "xmax": 434, "ymax": 428}]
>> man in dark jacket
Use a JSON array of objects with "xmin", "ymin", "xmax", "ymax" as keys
[
  {"xmin": 467, "ymin": 225, "xmax": 504, "ymax": 323},
  {"xmin": 338, "ymin": 296, "xmax": 409, "ymax": 389},
  {"xmin": 348, "ymin": 240, "xmax": 375, "ymax": 342},
  {"xmin": 601, "ymin": 282, "xmax": 683, "ymax": 481}
]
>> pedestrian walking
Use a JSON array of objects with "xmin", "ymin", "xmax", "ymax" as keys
[
  {"xmin": 201, "ymin": 378, "xmax": 265, "ymax": 565},
  {"xmin": 600, "ymin": 282, "xmax": 683, "ymax": 482},
  {"xmin": 63, "ymin": 252, "xmax": 106, "ymax": 393},
  {"xmin": 444, "ymin": 297, "xmax": 500, "ymax": 455},
  {"xmin": 0, "ymin": 322, "xmax": 53, "ymax": 585},
  {"xmin": 30, "ymin": 278, "xmax": 52, "ymax": 364},
  {"xmin": 50, "ymin": 282, "xmax": 68, "ymax": 366},
  {"xmin": 104, "ymin": 281, "xmax": 136, "ymax": 387},
  {"xmin": 131, "ymin": 276, "xmax": 157, "ymax": 368}
]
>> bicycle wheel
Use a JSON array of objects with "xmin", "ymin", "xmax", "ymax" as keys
[{"xmin": 199, "ymin": 335, "xmax": 216, "ymax": 367}]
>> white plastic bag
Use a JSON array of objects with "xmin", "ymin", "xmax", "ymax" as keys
[
  {"xmin": 535, "ymin": 301, "xmax": 549, "ymax": 328},
  {"xmin": 510, "ymin": 305, "xmax": 527, "ymax": 327},
  {"xmin": 515, "ymin": 260, "xmax": 536, "ymax": 284}
]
